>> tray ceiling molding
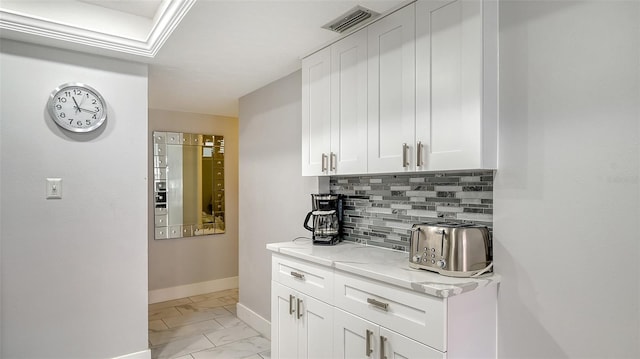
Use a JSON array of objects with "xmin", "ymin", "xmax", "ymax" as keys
[{"xmin": 0, "ymin": 0, "xmax": 195, "ymax": 58}]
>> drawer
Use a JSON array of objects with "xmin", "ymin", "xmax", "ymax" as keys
[
  {"xmin": 272, "ymin": 254, "xmax": 333, "ymax": 303},
  {"xmin": 333, "ymin": 271, "xmax": 446, "ymax": 351}
]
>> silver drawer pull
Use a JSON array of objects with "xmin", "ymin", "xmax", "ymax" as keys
[
  {"xmin": 289, "ymin": 294, "xmax": 295, "ymax": 315},
  {"xmin": 297, "ymin": 298, "xmax": 303, "ymax": 319},
  {"xmin": 402, "ymin": 143, "xmax": 409, "ymax": 167},
  {"xmin": 365, "ymin": 329, "xmax": 373, "ymax": 356},
  {"xmin": 367, "ymin": 298, "xmax": 389, "ymax": 311},
  {"xmin": 380, "ymin": 335, "xmax": 388, "ymax": 359},
  {"xmin": 321, "ymin": 153, "xmax": 328, "ymax": 172},
  {"xmin": 290, "ymin": 271, "xmax": 305, "ymax": 280}
]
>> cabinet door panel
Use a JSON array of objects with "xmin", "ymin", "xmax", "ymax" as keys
[
  {"xmin": 299, "ymin": 295, "xmax": 333, "ymax": 359},
  {"xmin": 331, "ymin": 29, "xmax": 368, "ymax": 174},
  {"xmin": 416, "ymin": 0, "xmax": 483, "ymax": 170},
  {"xmin": 367, "ymin": 4, "xmax": 415, "ymax": 173},
  {"xmin": 302, "ymin": 47, "xmax": 331, "ymax": 176},
  {"xmin": 334, "ymin": 308, "xmax": 379, "ymax": 359},
  {"xmin": 380, "ymin": 327, "xmax": 445, "ymax": 359},
  {"xmin": 271, "ymin": 282, "xmax": 298, "ymax": 359}
]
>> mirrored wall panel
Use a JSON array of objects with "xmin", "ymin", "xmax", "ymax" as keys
[{"xmin": 153, "ymin": 131, "xmax": 225, "ymax": 239}]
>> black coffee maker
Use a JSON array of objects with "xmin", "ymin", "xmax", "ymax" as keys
[{"xmin": 303, "ymin": 194, "xmax": 343, "ymax": 245}]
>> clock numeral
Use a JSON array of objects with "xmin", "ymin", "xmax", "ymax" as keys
[
  {"xmin": 64, "ymin": 91, "xmax": 71, "ymax": 97},
  {"xmin": 76, "ymin": 120, "xmax": 82, "ymax": 126},
  {"xmin": 59, "ymin": 112, "xmax": 66, "ymax": 118},
  {"xmin": 85, "ymin": 120, "xmax": 91, "ymax": 126},
  {"xmin": 55, "ymin": 104, "xmax": 62, "ymax": 110},
  {"xmin": 92, "ymin": 99, "xmax": 97, "ymax": 104},
  {"xmin": 94, "ymin": 107, "xmax": 100, "ymax": 112},
  {"xmin": 73, "ymin": 89, "xmax": 82, "ymax": 95},
  {"xmin": 68, "ymin": 119, "xmax": 73, "ymax": 125},
  {"xmin": 58, "ymin": 97, "xmax": 67, "ymax": 103},
  {"xmin": 92, "ymin": 114, "xmax": 97, "ymax": 120}
]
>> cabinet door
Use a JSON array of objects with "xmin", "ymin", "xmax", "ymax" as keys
[
  {"xmin": 271, "ymin": 282, "xmax": 299, "ymax": 359},
  {"xmin": 330, "ymin": 28, "xmax": 368, "ymax": 175},
  {"xmin": 302, "ymin": 47, "xmax": 331, "ymax": 176},
  {"xmin": 334, "ymin": 308, "xmax": 379, "ymax": 359},
  {"xmin": 367, "ymin": 4, "xmax": 416, "ymax": 174},
  {"xmin": 415, "ymin": 0, "xmax": 484, "ymax": 170},
  {"xmin": 298, "ymin": 294, "xmax": 334, "ymax": 359},
  {"xmin": 380, "ymin": 327, "xmax": 445, "ymax": 359}
]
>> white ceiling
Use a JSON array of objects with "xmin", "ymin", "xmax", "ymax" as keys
[
  {"xmin": 79, "ymin": 0, "xmax": 164, "ymax": 19},
  {"xmin": 0, "ymin": 0, "xmax": 408, "ymax": 117}
]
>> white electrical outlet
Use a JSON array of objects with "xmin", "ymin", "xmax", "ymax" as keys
[{"xmin": 46, "ymin": 178, "xmax": 62, "ymax": 199}]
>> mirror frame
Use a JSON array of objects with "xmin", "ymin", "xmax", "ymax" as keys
[{"xmin": 153, "ymin": 131, "xmax": 225, "ymax": 239}]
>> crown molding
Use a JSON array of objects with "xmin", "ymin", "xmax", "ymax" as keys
[{"xmin": 0, "ymin": 0, "xmax": 195, "ymax": 59}]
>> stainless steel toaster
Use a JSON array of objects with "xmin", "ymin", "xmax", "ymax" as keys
[{"xmin": 409, "ymin": 223, "xmax": 492, "ymax": 277}]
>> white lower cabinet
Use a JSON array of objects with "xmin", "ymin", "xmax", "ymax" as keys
[
  {"xmin": 271, "ymin": 252, "xmax": 497, "ymax": 359},
  {"xmin": 334, "ymin": 308, "xmax": 444, "ymax": 359},
  {"xmin": 271, "ymin": 281, "xmax": 333, "ymax": 359}
]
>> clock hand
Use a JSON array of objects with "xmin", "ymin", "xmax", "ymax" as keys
[
  {"xmin": 79, "ymin": 107, "xmax": 98, "ymax": 114},
  {"xmin": 72, "ymin": 97, "xmax": 81, "ymax": 114}
]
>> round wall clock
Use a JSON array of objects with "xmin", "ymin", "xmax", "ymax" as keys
[{"xmin": 47, "ymin": 82, "xmax": 107, "ymax": 133}]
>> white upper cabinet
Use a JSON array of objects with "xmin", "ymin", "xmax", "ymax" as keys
[
  {"xmin": 302, "ymin": 28, "xmax": 368, "ymax": 176},
  {"xmin": 367, "ymin": 4, "xmax": 416, "ymax": 174},
  {"xmin": 302, "ymin": 0, "xmax": 497, "ymax": 176},
  {"xmin": 302, "ymin": 47, "xmax": 331, "ymax": 176},
  {"xmin": 330, "ymin": 28, "xmax": 368, "ymax": 175},
  {"xmin": 415, "ymin": 0, "xmax": 498, "ymax": 170}
]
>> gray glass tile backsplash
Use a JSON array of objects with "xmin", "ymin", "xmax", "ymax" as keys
[{"xmin": 329, "ymin": 171, "xmax": 494, "ymax": 251}]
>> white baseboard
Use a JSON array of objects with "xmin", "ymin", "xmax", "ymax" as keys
[
  {"xmin": 112, "ymin": 349, "xmax": 151, "ymax": 359},
  {"xmin": 237, "ymin": 302, "xmax": 271, "ymax": 340},
  {"xmin": 149, "ymin": 276, "xmax": 239, "ymax": 304}
]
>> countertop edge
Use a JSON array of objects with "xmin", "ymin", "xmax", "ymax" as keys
[{"xmin": 266, "ymin": 241, "xmax": 500, "ymax": 299}]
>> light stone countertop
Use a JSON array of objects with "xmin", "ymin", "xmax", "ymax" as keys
[{"xmin": 267, "ymin": 240, "xmax": 501, "ymax": 298}]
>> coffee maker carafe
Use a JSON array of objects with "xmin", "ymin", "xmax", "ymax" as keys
[{"xmin": 303, "ymin": 194, "xmax": 342, "ymax": 245}]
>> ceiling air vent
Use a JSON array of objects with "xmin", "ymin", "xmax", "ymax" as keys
[{"xmin": 322, "ymin": 6, "xmax": 379, "ymax": 33}]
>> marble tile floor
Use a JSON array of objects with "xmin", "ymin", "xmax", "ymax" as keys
[{"xmin": 149, "ymin": 289, "xmax": 271, "ymax": 359}]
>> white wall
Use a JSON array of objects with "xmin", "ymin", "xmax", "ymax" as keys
[
  {"xmin": 148, "ymin": 109, "xmax": 239, "ymax": 295},
  {"xmin": 494, "ymin": 1, "xmax": 639, "ymax": 358},
  {"xmin": 0, "ymin": 40, "xmax": 149, "ymax": 358},
  {"xmin": 238, "ymin": 70, "xmax": 319, "ymax": 324},
  {"xmin": 236, "ymin": 1, "xmax": 640, "ymax": 356}
]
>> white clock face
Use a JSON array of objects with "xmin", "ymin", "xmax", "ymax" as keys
[{"xmin": 47, "ymin": 83, "xmax": 107, "ymax": 133}]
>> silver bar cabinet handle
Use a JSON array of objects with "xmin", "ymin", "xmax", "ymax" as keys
[
  {"xmin": 330, "ymin": 152, "xmax": 336, "ymax": 171},
  {"xmin": 321, "ymin": 153, "xmax": 328, "ymax": 172},
  {"xmin": 296, "ymin": 298, "xmax": 303, "ymax": 319},
  {"xmin": 289, "ymin": 294, "xmax": 295, "ymax": 315},
  {"xmin": 367, "ymin": 298, "xmax": 389, "ymax": 311},
  {"xmin": 402, "ymin": 143, "xmax": 409, "ymax": 167},
  {"xmin": 417, "ymin": 141, "xmax": 424, "ymax": 167},
  {"xmin": 290, "ymin": 271, "xmax": 305, "ymax": 280},
  {"xmin": 365, "ymin": 329, "xmax": 373, "ymax": 356},
  {"xmin": 380, "ymin": 336, "xmax": 388, "ymax": 359},
  {"xmin": 402, "ymin": 143, "xmax": 407, "ymax": 167}
]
